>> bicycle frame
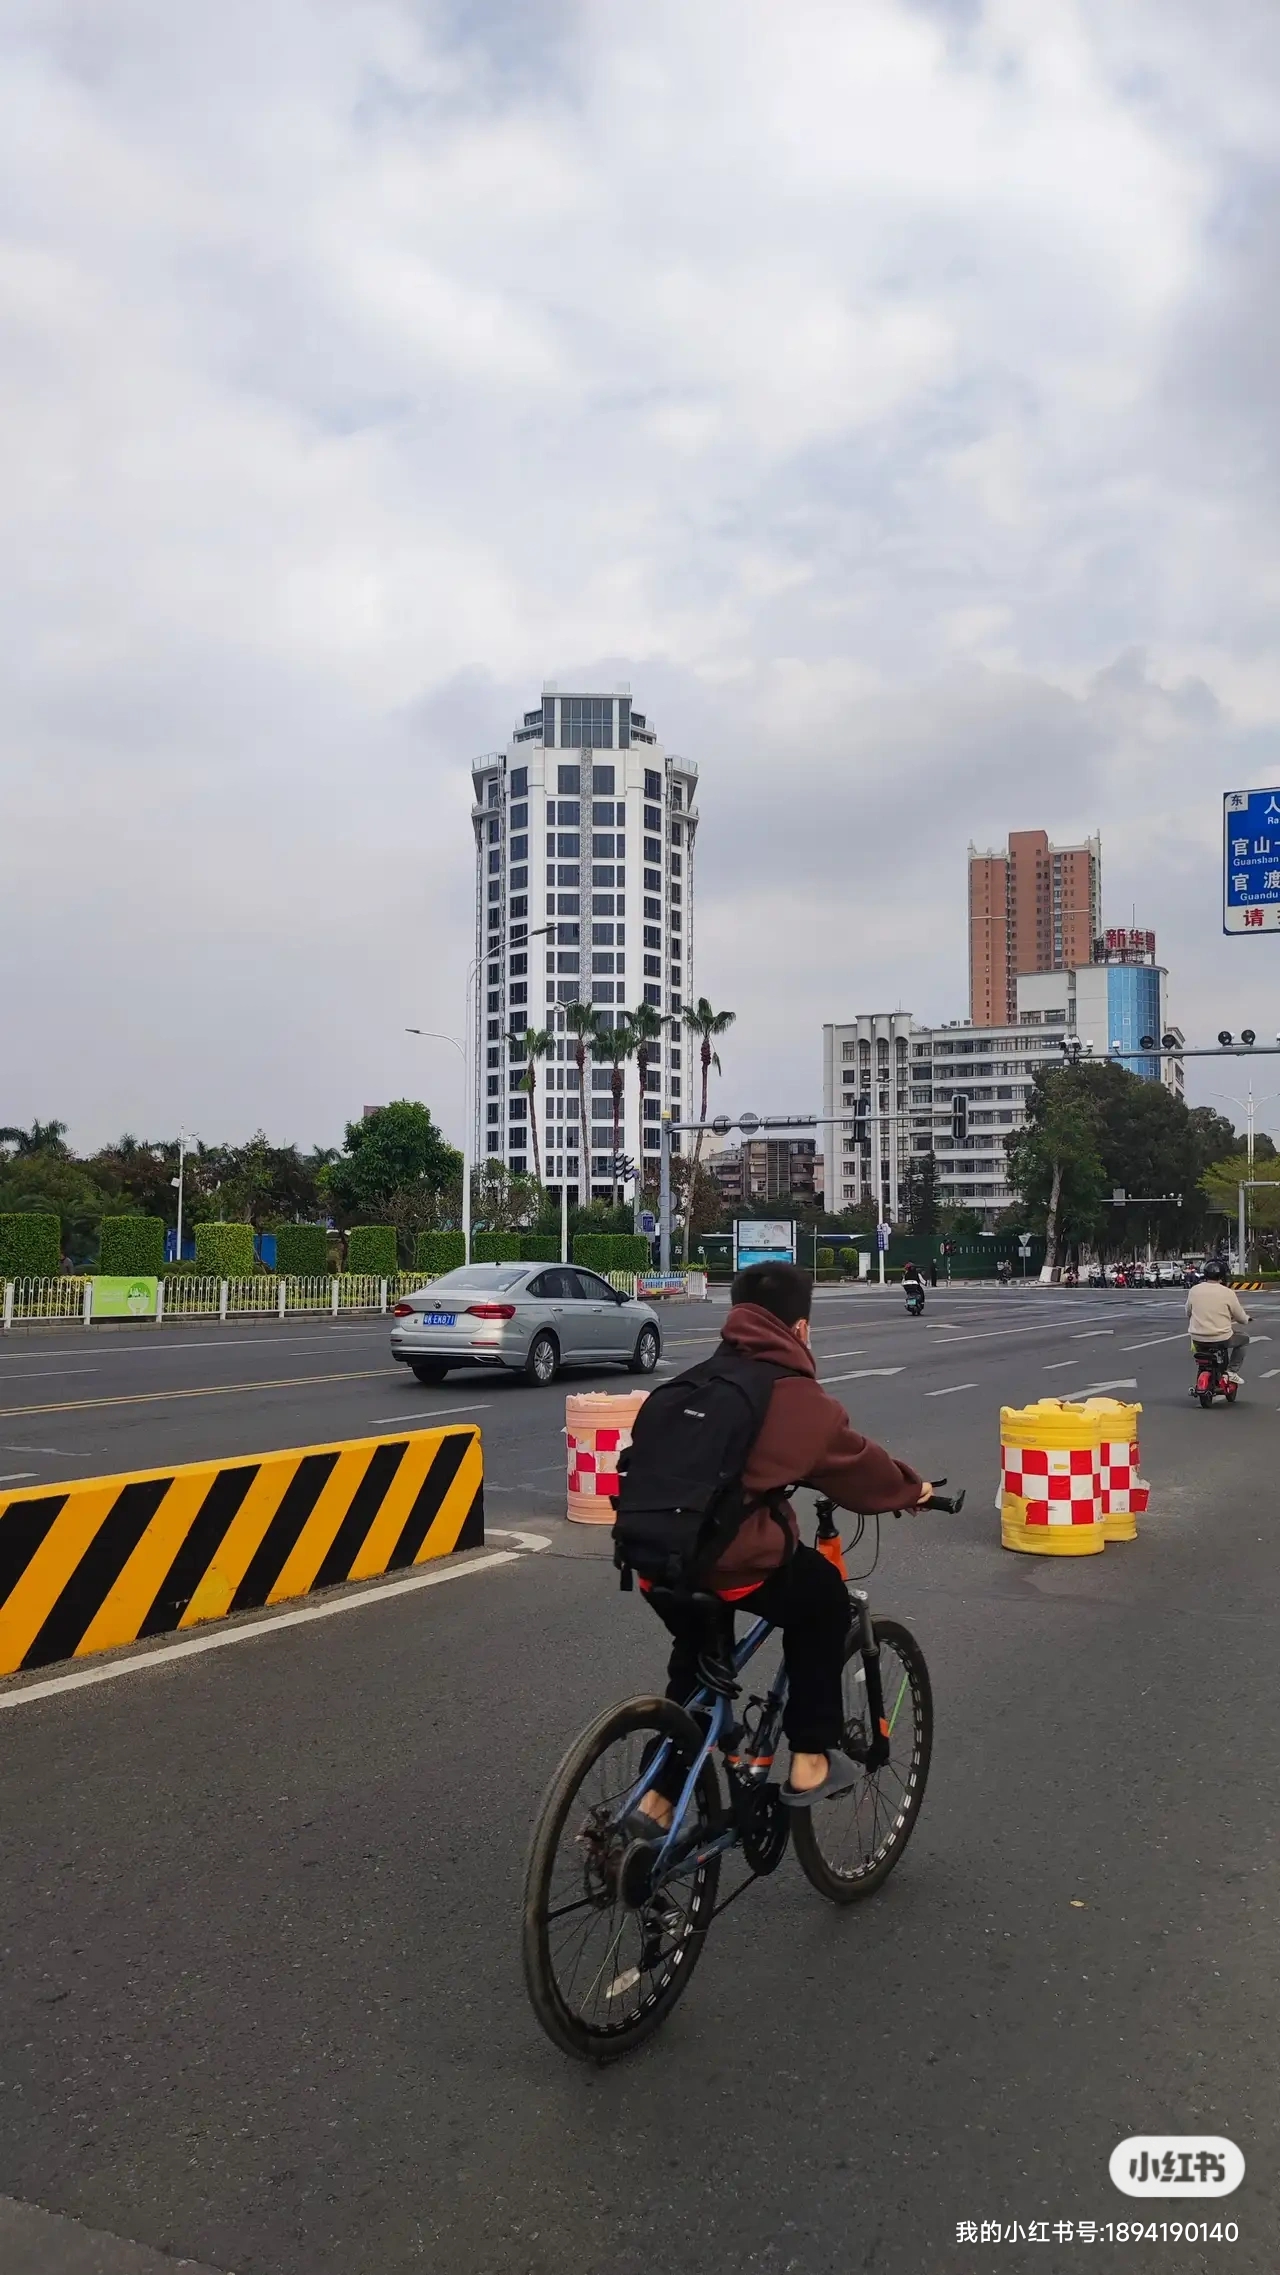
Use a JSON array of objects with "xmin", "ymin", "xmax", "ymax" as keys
[{"xmin": 618, "ymin": 1586, "xmax": 892, "ymax": 1889}]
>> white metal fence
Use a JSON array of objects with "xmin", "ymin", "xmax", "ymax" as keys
[
  {"xmin": 1, "ymin": 1273, "xmax": 429, "ymax": 1329},
  {"xmin": 1, "ymin": 1266, "xmax": 709, "ymax": 1329}
]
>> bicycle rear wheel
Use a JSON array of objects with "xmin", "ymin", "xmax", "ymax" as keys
[
  {"xmin": 791, "ymin": 1617, "xmax": 932, "ymax": 1905},
  {"xmin": 522, "ymin": 1695, "xmax": 722, "ymax": 2061}
]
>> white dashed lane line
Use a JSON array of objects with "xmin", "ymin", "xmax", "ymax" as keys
[
  {"xmin": 925, "ymin": 1383, "xmax": 978, "ymax": 1397},
  {"xmin": 819, "ymin": 1368, "xmax": 904, "ymax": 1384},
  {"xmin": 1043, "ymin": 1361, "xmax": 1078, "ymax": 1371}
]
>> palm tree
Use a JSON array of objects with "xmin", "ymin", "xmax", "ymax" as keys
[
  {"xmin": 511, "ymin": 1026, "xmax": 554, "ymax": 1186},
  {"xmin": 625, "ymin": 1001, "xmax": 672, "ymax": 1191},
  {"xmin": 565, "ymin": 1001, "xmax": 605, "ymax": 1199},
  {"xmin": 594, "ymin": 1019, "xmax": 638, "ymax": 1204},
  {"xmin": 682, "ymin": 997, "xmax": 736, "ymax": 1258}
]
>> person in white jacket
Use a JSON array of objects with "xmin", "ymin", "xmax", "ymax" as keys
[{"xmin": 1186, "ymin": 1261, "xmax": 1251, "ymax": 1383}]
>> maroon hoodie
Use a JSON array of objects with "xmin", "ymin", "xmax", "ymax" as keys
[{"xmin": 705, "ymin": 1301, "xmax": 924, "ymax": 1591}]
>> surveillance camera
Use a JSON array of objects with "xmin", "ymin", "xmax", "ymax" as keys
[
  {"xmin": 1083, "ymin": 1039, "xmax": 1095, "ymax": 1054},
  {"xmin": 1218, "ymin": 1030, "xmax": 1233, "ymax": 1046},
  {"xmin": 1242, "ymin": 1029, "xmax": 1257, "ymax": 1047}
]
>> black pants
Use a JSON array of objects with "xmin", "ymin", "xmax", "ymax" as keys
[{"xmin": 648, "ymin": 1543, "xmax": 851, "ymax": 1753}]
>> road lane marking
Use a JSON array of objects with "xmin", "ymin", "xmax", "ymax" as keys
[
  {"xmin": 810, "ymin": 1349, "xmax": 864, "ymax": 1359},
  {"xmin": 1067, "ymin": 1378, "xmax": 1138, "ymax": 1397},
  {"xmin": 1043, "ymin": 1361, "xmax": 1078, "ymax": 1370},
  {"xmin": 0, "ymin": 1538, "xmax": 552, "ymax": 1714},
  {"xmin": 819, "ymin": 1368, "xmax": 903, "ymax": 1384},
  {"xmin": 925, "ymin": 1383, "xmax": 978, "ymax": 1397},
  {"xmin": 0, "ymin": 1368, "xmax": 100, "ymax": 1381},
  {"xmin": 1121, "ymin": 1334, "xmax": 1190, "ymax": 1350},
  {"xmin": 1073, "ymin": 1330, "xmax": 1114, "ymax": 1339},
  {"xmin": 0, "ymin": 1368, "xmax": 391, "ymax": 1418},
  {"xmin": 0, "ymin": 1471, "xmax": 37, "ymax": 1482},
  {"xmin": 0, "ymin": 1328, "xmax": 385, "ymax": 1361},
  {"xmin": 365, "ymin": 1403, "xmax": 493, "ymax": 1423}
]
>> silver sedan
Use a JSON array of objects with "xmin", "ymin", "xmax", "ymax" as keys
[{"xmin": 389, "ymin": 1263, "xmax": 663, "ymax": 1387}]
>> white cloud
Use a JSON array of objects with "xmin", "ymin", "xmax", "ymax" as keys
[{"xmin": 2, "ymin": 0, "xmax": 1280, "ymax": 1148}]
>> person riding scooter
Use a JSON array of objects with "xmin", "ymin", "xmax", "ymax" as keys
[
  {"xmin": 1187, "ymin": 1258, "xmax": 1250, "ymax": 1387},
  {"xmin": 902, "ymin": 1260, "xmax": 926, "ymax": 1315}
]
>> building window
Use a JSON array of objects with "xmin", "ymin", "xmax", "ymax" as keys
[
  {"xmin": 670, "ymin": 821, "xmax": 683, "ymax": 846},
  {"xmin": 557, "ymin": 763, "xmax": 580, "ymax": 794},
  {"xmin": 643, "ymin": 954, "xmax": 661, "ymax": 977},
  {"xmin": 556, "ymin": 892, "xmax": 580, "ymax": 914},
  {"xmin": 644, "ymin": 804, "xmax": 661, "ymax": 832},
  {"xmin": 488, "ymin": 850, "xmax": 500, "ymax": 875},
  {"xmin": 644, "ymin": 769, "xmax": 661, "ymax": 798},
  {"xmin": 644, "ymin": 836, "xmax": 661, "ymax": 863},
  {"xmin": 510, "ymin": 835, "xmax": 528, "ymax": 861},
  {"xmin": 487, "ymin": 880, "xmax": 500, "ymax": 905},
  {"xmin": 670, "ymin": 855, "xmax": 682, "ymax": 877},
  {"xmin": 509, "ymin": 953, "xmax": 527, "ymax": 976},
  {"xmin": 643, "ymin": 983, "xmax": 660, "ymax": 1006},
  {"xmin": 591, "ymin": 763, "xmax": 616, "ymax": 792},
  {"xmin": 510, "ymin": 802, "xmax": 528, "ymax": 829},
  {"xmin": 592, "ymin": 923, "xmax": 615, "ymax": 945},
  {"xmin": 487, "ymin": 817, "xmax": 499, "ymax": 844},
  {"xmin": 670, "ymin": 883, "xmax": 682, "ymax": 904},
  {"xmin": 643, "ymin": 925, "xmax": 661, "ymax": 949},
  {"xmin": 556, "ymin": 952, "xmax": 579, "ymax": 973},
  {"xmin": 644, "ymin": 868, "xmax": 661, "ymax": 893},
  {"xmin": 592, "ymin": 981, "xmax": 615, "ymax": 1004},
  {"xmin": 510, "ymin": 866, "xmax": 527, "ymax": 890},
  {"xmin": 592, "ymin": 952, "xmax": 615, "ymax": 974},
  {"xmin": 556, "ymin": 865, "xmax": 579, "ymax": 887},
  {"xmin": 510, "ymin": 982, "xmax": 527, "ymax": 1006},
  {"xmin": 592, "ymin": 834, "xmax": 618, "ymax": 859},
  {"xmin": 670, "ymin": 783, "xmax": 684, "ymax": 810},
  {"xmin": 618, "ymin": 697, "xmax": 631, "ymax": 749},
  {"xmin": 511, "ymin": 766, "xmax": 528, "ymax": 795},
  {"xmin": 592, "ymin": 894, "xmax": 614, "ymax": 916},
  {"xmin": 561, "ymin": 698, "xmax": 613, "ymax": 747},
  {"xmin": 593, "ymin": 865, "xmax": 615, "ymax": 888}
]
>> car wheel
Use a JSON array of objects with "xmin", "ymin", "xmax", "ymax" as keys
[
  {"xmin": 523, "ymin": 1330, "xmax": 559, "ymax": 1387},
  {"xmin": 410, "ymin": 1361, "xmax": 449, "ymax": 1385},
  {"xmin": 629, "ymin": 1324, "xmax": 660, "ymax": 1375}
]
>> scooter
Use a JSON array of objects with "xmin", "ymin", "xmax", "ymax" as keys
[
  {"xmin": 1191, "ymin": 1341, "xmax": 1238, "ymax": 1407},
  {"xmin": 904, "ymin": 1280, "xmax": 925, "ymax": 1316}
]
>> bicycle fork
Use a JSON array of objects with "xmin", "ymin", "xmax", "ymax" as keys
[{"xmin": 849, "ymin": 1588, "xmax": 891, "ymax": 1773}]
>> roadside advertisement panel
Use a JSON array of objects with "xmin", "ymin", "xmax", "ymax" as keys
[
  {"xmin": 733, "ymin": 1220, "xmax": 796, "ymax": 1271},
  {"xmin": 90, "ymin": 1276, "xmax": 159, "ymax": 1319}
]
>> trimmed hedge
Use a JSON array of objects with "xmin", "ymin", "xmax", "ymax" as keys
[
  {"xmin": 573, "ymin": 1233, "xmax": 653, "ymax": 1274},
  {"xmin": 0, "ymin": 1213, "xmax": 61, "ymax": 1278},
  {"xmin": 347, "ymin": 1225, "xmax": 397, "ymax": 1276},
  {"xmin": 274, "ymin": 1223, "xmax": 329, "ymax": 1277},
  {"xmin": 816, "ymin": 1246, "xmax": 835, "ymax": 1270},
  {"xmin": 414, "ymin": 1231, "xmax": 465, "ymax": 1276},
  {"xmin": 194, "ymin": 1221, "xmax": 256, "ymax": 1278},
  {"xmin": 473, "ymin": 1231, "xmax": 523, "ymax": 1264},
  {"xmin": 519, "ymin": 1234, "xmax": 559, "ymax": 1262},
  {"xmin": 98, "ymin": 1216, "xmax": 164, "ymax": 1275}
]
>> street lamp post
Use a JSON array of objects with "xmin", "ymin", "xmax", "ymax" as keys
[
  {"xmin": 408, "ymin": 921, "xmax": 555, "ymax": 1269},
  {"xmin": 169, "ymin": 1129, "xmax": 189, "ymax": 1263}
]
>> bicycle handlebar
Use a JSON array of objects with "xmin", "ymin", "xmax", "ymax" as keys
[{"xmin": 812, "ymin": 1481, "xmax": 967, "ymax": 1525}]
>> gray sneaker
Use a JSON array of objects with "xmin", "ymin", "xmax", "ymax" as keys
[{"xmin": 780, "ymin": 1750, "xmax": 863, "ymax": 1807}]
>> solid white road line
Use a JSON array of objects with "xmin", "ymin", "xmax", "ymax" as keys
[
  {"xmin": 1072, "ymin": 1330, "xmax": 1114, "ymax": 1340},
  {"xmin": 0, "ymin": 1367, "xmax": 100, "ymax": 1382},
  {"xmin": 925, "ymin": 1383, "xmax": 978, "ymax": 1397},
  {"xmin": 364, "ymin": 1403, "xmax": 493, "ymax": 1424},
  {"xmin": 1043, "ymin": 1361, "xmax": 1078, "ymax": 1371},
  {"xmin": 0, "ymin": 1328, "xmax": 384, "ymax": 1362},
  {"xmin": 820, "ymin": 1368, "xmax": 904, "ymax": 1384},
  {"xmin": 0, "ymin": 1472, "xmax": 37, "ymax": 1483},
  {"xmin": 0, "ymin": 1541, "xmax": 551, "ymax": 1715},
  {"xmin": 1121, "ymin": 1334, "xmax": 1190, "ymax": 1350}
]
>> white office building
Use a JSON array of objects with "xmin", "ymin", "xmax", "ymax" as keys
[
  {"xmin": 823, "ymin": 968, "xmax": 1180, "ymax": 1229},
  {"xmin": 471, "ymin": 688, "xmax": 698, "ymax": 1200}
]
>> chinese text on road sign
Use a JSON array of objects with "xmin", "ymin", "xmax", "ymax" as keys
[{"xmin": 1224, "ymin": 788, "xmax": 1280, "ymax": 933}]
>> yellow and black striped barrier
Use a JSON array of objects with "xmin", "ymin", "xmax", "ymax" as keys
[
  {"xmin": 1230, "ymin": 1280, "xmax": 1265, "ymax": 1291},
  {"xmin": 0, "ymin": 1425, "xmax": 482, "ymax": 1677}
]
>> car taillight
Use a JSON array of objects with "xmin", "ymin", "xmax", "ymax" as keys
[
  {"xmin": 466, "ymin": 1302, "xmax": 516, "ymax": 1319},
  {"xmin": 392, "ymin": 1302, "xmax": 416, "ymax": 1317}
]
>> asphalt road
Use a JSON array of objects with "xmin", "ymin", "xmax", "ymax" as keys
[{"xmin": 1, "ymin": 1287, "xmax": 1277, "ymax": 2274}]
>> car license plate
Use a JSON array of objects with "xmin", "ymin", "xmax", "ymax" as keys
[{"xmin": 423, "ymin": 1312, "xmax": 456, "ymax": 1327}]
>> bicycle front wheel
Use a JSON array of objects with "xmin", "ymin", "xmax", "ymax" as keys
[
  {"xmin": 522, "ymin": 1695, "xmax": 722, "ymax": 2061},
  {"xmin": 791, "ymin": 1617, "xmax": 932, "ymax": 1905}
]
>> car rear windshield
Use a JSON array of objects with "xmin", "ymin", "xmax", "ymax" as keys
[{"xmin": 422, "ymin": 1267, "xmax": 527, "ymax": 1291}]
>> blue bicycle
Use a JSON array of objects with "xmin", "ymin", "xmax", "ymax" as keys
[{"xmin": 522, "ymin": 1486, "xmax": 962, "ymax": 2061}]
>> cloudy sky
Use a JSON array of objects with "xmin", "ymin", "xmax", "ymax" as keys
[{"xmin": 6, "ymin": 0, "xmax": 1280, "ymax": 1155}]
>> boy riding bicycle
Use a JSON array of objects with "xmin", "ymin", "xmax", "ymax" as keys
[{"xmin": 628, "ymin": 1260, "xmax": 930, "ymax": 1814}]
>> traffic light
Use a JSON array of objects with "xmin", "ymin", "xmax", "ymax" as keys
[
  {"xmin": 614, "ymin": 1152, "xmax": 637, "ymax": 1182},
  {"xmin": 951, "ymin": 1093, "xmax": 969, "ymax": 1144}
]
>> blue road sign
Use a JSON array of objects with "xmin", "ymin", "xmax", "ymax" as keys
[
  {"xmin": 1224, "ymin": 788, "xmax": 1280, "ymax": 932},
  {"xmin": 638, "ymin": 1210, "xmax": 656, "ymax": 1236}
]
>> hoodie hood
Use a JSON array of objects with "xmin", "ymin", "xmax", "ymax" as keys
[{"xmin": 721, "ymin": 1301, "xmax": 816, "ymax": 1376}]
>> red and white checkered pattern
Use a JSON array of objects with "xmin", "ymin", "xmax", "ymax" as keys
[
  {"xmin": 1098, "ymin": 1439, "xmax": 1149, "ymax": 1517},
  {"xmin": 1001, "ymin": 1443, "xmax": 1098, "ymax": 1527},
  {"xmin": 567, "ymin": 1426, "xmax": 623, "ymax": 1500}
]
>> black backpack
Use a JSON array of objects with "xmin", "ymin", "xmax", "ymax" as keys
[{"xmin": 610, "ymin": 1347, "xmax": 789, "ymax": 1590}]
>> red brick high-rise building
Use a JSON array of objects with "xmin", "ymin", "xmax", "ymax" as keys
[{"xmin": 968, "ymin": 829, "xmax": 1101, "ymax": 1027}]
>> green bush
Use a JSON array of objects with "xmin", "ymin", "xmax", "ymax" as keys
[
  {"xmin": 346, "ymin": 1224, "xmax": 397, "ymax": 1276},
  {"xmin": 473, "ymin": 1231, "xmax": 522, "ymax": 1263},
  {"xmin": 273, "ymin": 1223, "xmax": 329, "ymax": 1277},
  {"xmin": 414, "ymin": 1231, "xmax": 465, "ymax": 1277},
  {"xmin": 816, "ymin": 1245, "xmax": 835, "ymax": 1271},
  {"xmin": 194, "ymin": 1221, "xmax": 256, "ymax": 1278},
  {"xmin": 519, "ymin": 1234, "xmax": 559, "ymax": 1262},
  {"xmin": 0, "ymin": 1213, "xmax": 61, "ymax": 1278},
  {"xmin": 98, "ymin": 1217, "xmax": 164, "ymax": 1274},
  {"xmin": 573, "ymin": 1233, "xmax": 653, "ymax": 1275}
]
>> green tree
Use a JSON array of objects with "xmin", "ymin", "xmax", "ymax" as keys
[
  {"xmin": 510, "ymin": 1027, "xmax": 554, "ymax": 1187},
  {"xmin": 1006, "ymin": 1071, "xmax": 1106, "ymax": 1271},
  {"xmin": 681, "ymin": 996, "xmax": 736, "ymax": 1257},
  {"xmin": 593, "ymin": 1017, "xmax": 637, "ymax": 1203},
  {"xmin": 625, "ymin": 1001, "xmax": 672, "ymax": 1187},
  {"xmin": 0, "ymin": 1119, "xmax": 70, "ymax": 1159},
  {"xmin": 0, "ymin": 1152, "xmax": 112, "ymax": 1267},
  {"xmin": 325, "ymin": 1101, "xmax": 462, "ymax": 1224},
  {"xmin": 470, "ymin": 1160, "xmax": 543, "ymax": 1230},
  {"xmin": 902, "ymin": 1149, "xmax": 939, "ymax": 1235},
  {"xmin": 565, "ymin": 1001, "xmax": 606, "ymax": 1196},
  {"xmin": 1200, "ymin": 1155, "xmax": 1280, "ymax": 1256}
]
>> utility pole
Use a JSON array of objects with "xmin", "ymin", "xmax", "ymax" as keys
[{"xmin": 659, "ymin": 1112, "xmax": 672, "ymax": 1271}]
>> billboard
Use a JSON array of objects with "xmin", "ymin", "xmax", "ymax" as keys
[
  {"xmin": 733, "ymin": 1219, "xmax": 796, "ymax": 1270},
  {"xmin": 1224, "ymin": 789, "xmax": 1280, "ymax": 932},
  {"xmin": 90, "ymin": 1276, "xmax": 159, "ymax": 1320}
]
